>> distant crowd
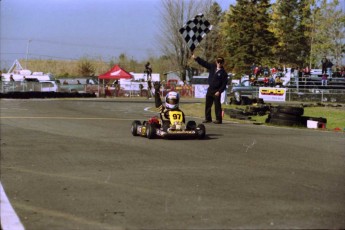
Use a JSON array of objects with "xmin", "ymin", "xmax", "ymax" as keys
[{"xmin": 249, "ymin": 62, "xmax": 345, "ymax": 87}]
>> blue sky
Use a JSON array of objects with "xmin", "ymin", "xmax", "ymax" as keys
[
  {"xmin": 1, "ymin": 0, "xmax": 343, "ymax": 70},
  {"xmin": 0, "ymin": 0, "xmax": 234, "ymax": 69}
]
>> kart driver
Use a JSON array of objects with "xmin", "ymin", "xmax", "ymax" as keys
[{"xmin": 153, "ymin": 81, "xmax": 186, "ymax": 127}]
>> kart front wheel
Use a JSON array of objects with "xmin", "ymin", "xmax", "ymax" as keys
[
  {"xmin": 131, "ymin": 120, "xmax": 141, "ymax": 136},
  {"xmin": 186, "ymin": 121, "xmax": 196, "ymax": 130},
  {"xmin": 146, "ymin": 124, "xmax": 155, "ymax": 139},
  {"xmin": 196, "ymin": 124, "xmax": 206, "ymax": 139}
]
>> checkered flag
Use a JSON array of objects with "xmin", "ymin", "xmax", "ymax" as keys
[{"xmin": 179, "ymin": 13, "xmax": 213, "ymax": 52}]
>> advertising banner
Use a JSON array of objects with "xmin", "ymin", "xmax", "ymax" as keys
[{"xmin": 259, "ymin": 87, "xmax": 286, "ymax": 102}]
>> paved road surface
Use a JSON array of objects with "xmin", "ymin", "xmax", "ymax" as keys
[{"xmin": 1, "ymin": 99, "xmax": 345, "ymax": 230}]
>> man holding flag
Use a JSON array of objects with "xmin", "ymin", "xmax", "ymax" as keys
[
  {"xmin": 180, "ymin": 13, "xmax": 228, "ymax": 124},
  {"xmin": 192, "ymin": 54, "xmax": 228, "ymax": 124}
]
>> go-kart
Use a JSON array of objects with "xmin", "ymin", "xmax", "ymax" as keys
[{"xmin": 131, "ymin": 116, "xmax": 206, "ymax": 139}]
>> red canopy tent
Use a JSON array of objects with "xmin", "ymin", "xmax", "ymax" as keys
[{"xmin": 98, "ymin": 65, "xmax": 133, "ymax": 80}]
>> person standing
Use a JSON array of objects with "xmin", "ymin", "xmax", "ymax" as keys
[
  {"xmin": 326, "ymin": 59, "xmax": 333, "ymax": 80},
  {"xmin": 321, "ymin": 57, "xmax": 328, "ymax": 74},
  {"xmin": 145, "ymin": 62, "xmax": 153, "ymax": 98},
  {"xmin": 145, "ymin": 62, "xmax": 152, "ymax": 79},
  {"xmin": 114, "ymin": 80, "xmax": 120, "ymax": 97},
  {"xmin": 321, "ymin": 73, "xmax": 328, "ymax": 86},
  {"xmin": 294, "ymin": 66, "xmax": 299, "ymax": 88},
  {"xmin": 147, "ymin": 79, "xmax": 152, "ymax": 99},
  {"xmin": 192, "ymin": 54, "xmax": 228, "ymax": 124}
]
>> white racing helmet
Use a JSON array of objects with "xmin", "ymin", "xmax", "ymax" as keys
[{"xmin": 165, "ymin": 91, "xmax": 180, "ymax": 109}]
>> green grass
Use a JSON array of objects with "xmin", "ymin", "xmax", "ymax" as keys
[
  {"xmin": 303, "ymin": 106, "xmax": 345, "ymax": 130},
  {"xmin": 180, "ymin": 103, "xmax": 345, "ymax": 131}
]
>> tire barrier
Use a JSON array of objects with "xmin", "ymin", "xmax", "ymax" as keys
[
  {"xmin": 266, "ymin": 105, "xmax": 304, "ymax": 127},
  {"xmin": 230, "ymin": 96, "xmax": 264, "ymax": 106},
  {"xmin": 245, "ymin": 105, "xmax": 270, "ymax": 116},
  {"xmin": 224, "ymin": 105, "xmax": 269, "ymax": 120},
  {"xmin": 270, "ymin": 106, "xmax": 304, "ymax": 116},
  {"xmin": 266, "ymin": 105, "xmax": 327, "ymax": 128},
  {"xmin": 0, "ymin": 92, "xmax": 97, "ymax": 99},
  {"xmin": 224, "ymin": 108, "xmax": 252, "ymax": 120}
]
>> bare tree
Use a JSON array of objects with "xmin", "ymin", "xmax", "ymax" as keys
[{"xmin": 158, "ymin": 0, "xmax": 211, "ymax": 81}]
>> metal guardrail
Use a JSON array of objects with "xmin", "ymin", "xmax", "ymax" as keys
[
  {"xmin": 1, "ymin": 81, "xmax": 345, "ymax": 103},
  {"xmin": 285, "ymin": 88, "xmax": 345, "ymax": 103},
  {"xmin": 235, "ymin": 87, "xmax": 345, "ymax": 103}
]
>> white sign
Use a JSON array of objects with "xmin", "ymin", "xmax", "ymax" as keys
[
  {"xmin": 259, "ymin": 87, "xmax": 286, "ymax": 102},
  {"xmin": 194, "ymin": 85, "xmax": 208, "ymax": 98}
]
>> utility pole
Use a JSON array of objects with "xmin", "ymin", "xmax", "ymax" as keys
[{"xmin": 25, "ymin": 39, "xmax": 32, "ymax": 69}]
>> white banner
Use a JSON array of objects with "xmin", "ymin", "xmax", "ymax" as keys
[
  {"xmin": 194, "ymin": 85, "xmax": 208, "ymax": 98},
  {"xmin": 193, "ymin": 84, "xmax": 227, "ymax": 104},
  {"xmin": 259, "ymin": 87, "xmax": 286, "ymax": 102}
]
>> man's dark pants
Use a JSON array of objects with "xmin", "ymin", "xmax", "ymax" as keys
[{"xmin": 205, "ymin": 90, "xmax": 222, "ymax": 122}]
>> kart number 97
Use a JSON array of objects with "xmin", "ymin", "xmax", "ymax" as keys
[{"xmin": 169, "ymin": 111, "xmax": 183, "ymax": 124}]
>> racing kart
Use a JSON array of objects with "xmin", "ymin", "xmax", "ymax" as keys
[{"xmin": 131, "ymin": 116, "xmax": 206, "ymax": 139}]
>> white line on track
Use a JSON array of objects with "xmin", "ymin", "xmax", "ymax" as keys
[{"xmin": 0, "ymin": 182, "xmax": 25, "ymax": 230}]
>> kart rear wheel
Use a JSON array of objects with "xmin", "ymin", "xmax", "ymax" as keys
[
  {"xmin": 131, "ymin": 120, "xmax": 141, "ymax": 136},
  {"xmin": 196, "ymin": 124, "xmax": 206, "ymax": 139},
  {"xmin": 146, "ymin": 124, "xmax": 155, "ymax": 139}
]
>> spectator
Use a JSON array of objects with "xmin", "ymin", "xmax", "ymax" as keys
[
  {"xmin": 10, "ymin": 75, "xmax": 15, "ymax": 82},
  {"xmin": 275, "ymin": 76, "xmax": 282, "ymax": 87},
  {"xmin": 251, "ymin": 63, "xmax": 256, "ymax": 75},
  {"xmin": 145, "ymin": 62, "xmax": 153, "ymax": 99},
  {"xmin": 341, "ymin": 67, "xmax": 345, "ymax": 78},
  {"xmin": 304, "ymin": 66, "xmax": 310, "ymax": 75},
  {"xmin": 294, "ymin": 67, "xmax": 299, "ymax": 87},
  {"xmin": 321, "ymin": 73, "xmax": 328, "ymax": 86},
  {"xmin": 192, "ymin": 54, "xmax": 228, "ymax": 124},
  {"xmin": 104, "ymin": 85, "xmax": 110, "ymax": 97},
  {"xmin": 147, "ymin": 78, "xmax": 152, "ymax": 99},
  {"xmin": 139, "ymin": 83, "xmax": 144, "ymax": 97},
  {"xmin": 114, "ymin": 80, "xmax": 120, "ymax": 97},
  {"xmin": 263, "ymin": 66, "xmax": 270, "ymax": 77},
  {"xmin": 145, "ymin": 62, "xmax": 152, "ymax": 79},
  {"xmin": 250, "ymin": 75, "xmax": 256, "ymax": 86},
  {"xmin": 269, "ymin": 76, "xmax": 275, "ymax": 87},
  {"xmin": 326, "ymin": 59, "xmax": 333, "ymax": 80},
  {"xmin": 321, "ymin": 57, "xmax": 328, "ymax": 74},
  {"xmin": 254, "ymin": 65, "xmax": 261, "ymax": 79}
]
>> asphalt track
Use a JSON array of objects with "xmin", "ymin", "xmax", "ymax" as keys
[{"xmin": 1, "ymin": 98, "xmax": 345, "ymax": 230}]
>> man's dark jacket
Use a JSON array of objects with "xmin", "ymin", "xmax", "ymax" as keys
[{"xmin": 195, "ymin": 57, "xmax": 228, "ymax": 94}]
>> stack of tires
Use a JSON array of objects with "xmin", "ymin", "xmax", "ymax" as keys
[
  {"xmin": 245, "ymin": 105, "xmax": 270, "ymax": 116},
  {"xmin": 224, "ymin": 108, "xmax": 252, "ymax": 120},
  {"xmin": 266, "ymin": 106, "xmax": 304, "ymax": 127}
]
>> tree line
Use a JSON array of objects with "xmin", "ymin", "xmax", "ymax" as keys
[
  {"xmin": 12, "ymin": 0, "xmax": 345, "ymax": 81},
  {"xmin": 160, "ymin": 0, "xmax": 345, "ymax": 79}
]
